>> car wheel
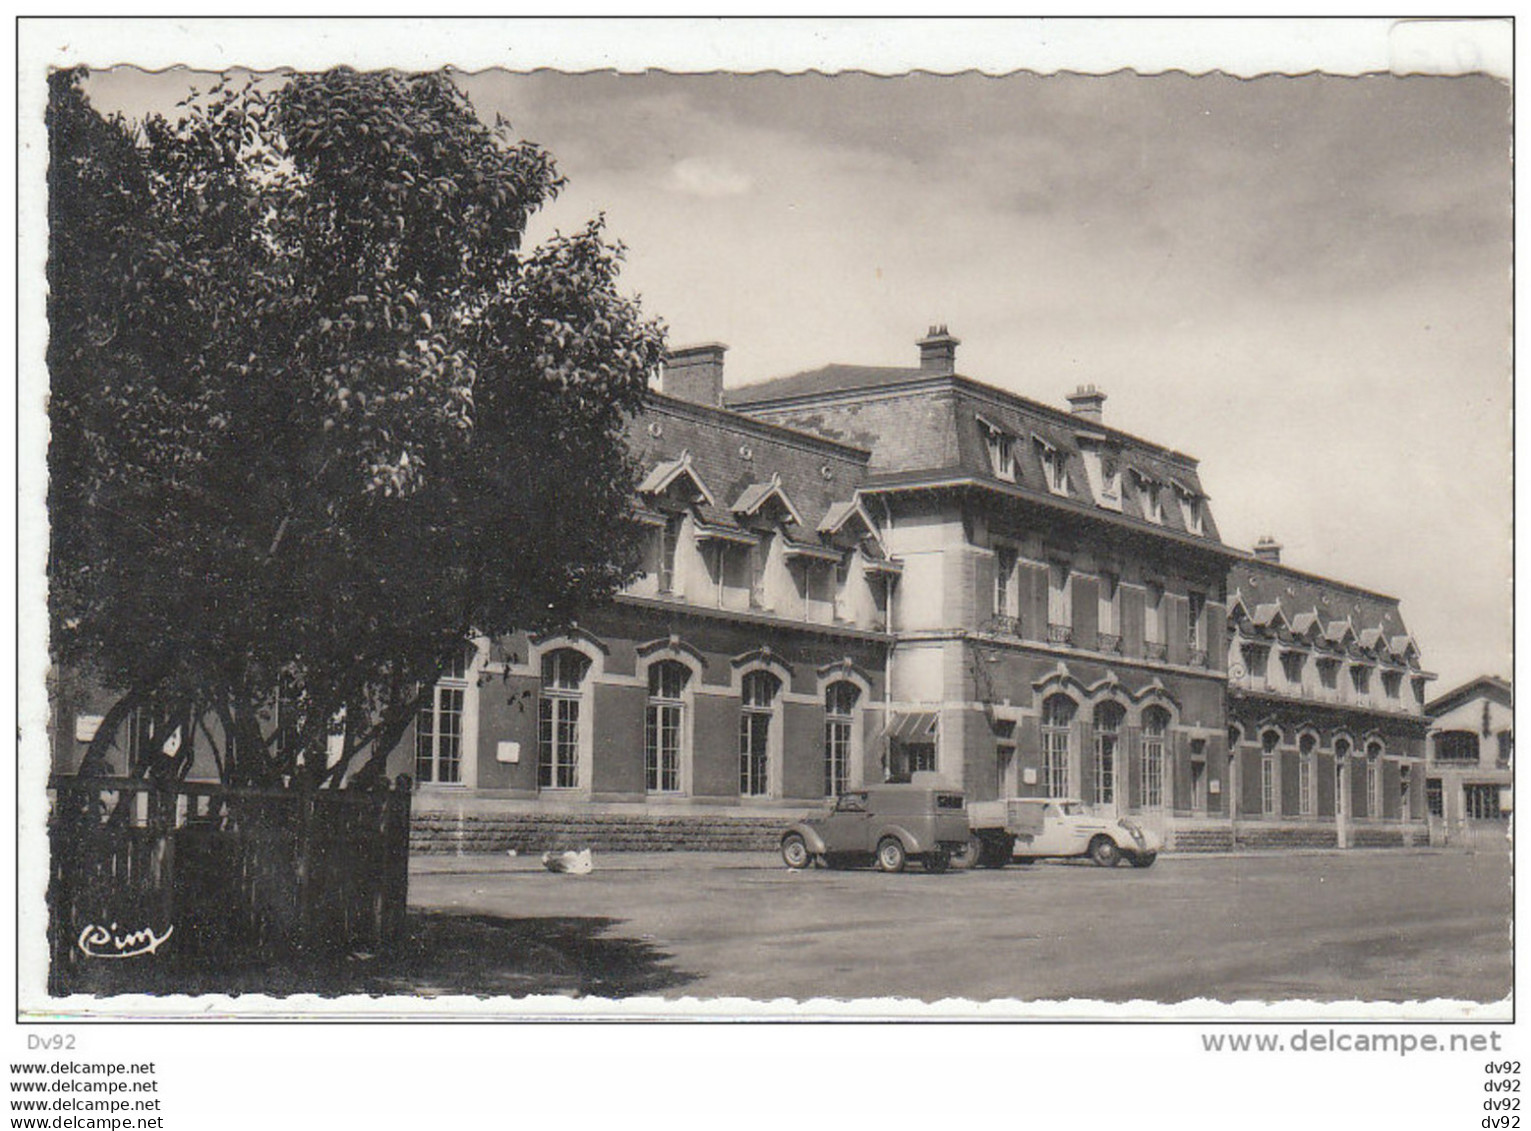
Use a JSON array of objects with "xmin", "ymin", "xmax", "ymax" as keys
[
  {"xmin": 954, "ymin": 834, "xmax": 984, "ymax": 870},
  {"xmin": 925, "ymin": 847, "xmax": 952, "ymax": 874},
  {"xmin": 781, "ymin": 834, "xmax": 811, "ymax": 870},
  {"xmin": 876, "ymin": 836, "xmax": 907, "ymax": 873},
  {"xmin": 1089, "ymin": 836, "xmax": 1121, "ymax": 867},
  {"xmin": 1129, "ymin": 851, "xmax": 1157, "ymax": 869}
]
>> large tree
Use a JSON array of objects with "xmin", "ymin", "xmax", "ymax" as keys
[{"xmin": 47, "ymin": 68, "xmax": 666, "ymax": 787}]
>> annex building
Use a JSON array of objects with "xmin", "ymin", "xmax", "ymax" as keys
[
  {"xmin": 51, "ymin": 329, "xmax": 1439, "ymax": 852},
  {"xmin": 1424, "ymin": 675, "xmax": 1512, "ymax": 849}
]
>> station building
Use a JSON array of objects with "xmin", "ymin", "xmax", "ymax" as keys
[
  {"xmin": 50, "ymin": 328, "xmax": 1441, "ymax": 851},
  {"xmin": 1424, "ymin": 675, "xmax": 1512, "ymax": 848},
  {"xmin": 1217, "ymin": 541, "xmax": 1434, "ymax": 850}
]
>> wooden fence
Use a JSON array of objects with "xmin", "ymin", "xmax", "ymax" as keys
[{"xmin": 47, "ymin": 776, "xmax": 412, "ymax": 994}]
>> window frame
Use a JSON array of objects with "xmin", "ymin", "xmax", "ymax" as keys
[
  {"xmin": 1366, "ymin": 741, "xmax": 1384, "ymax": 818},
  {"xmin": 739, "ymin": 670, "xmax": 782, "ymax": 797},
  {"xmin": 1040, "ymin": 694, "xmax": 1076, "ymax": 799},
  {"xmin": 1144, "ymin": 581, "xmax": 1167, "ymax": 647},
  {"xmin": 1297, "ymin": 733, "xmax": 1316, "ymax": 816},
  {"xmin": 994, "ymin": 544, "xmax": 1017, "ymax": 619},
  {"xmin": 1260, "ymin": 728, "xmax": 1280, "ymax": 816},
  {"xmin": 823, "ymin": 680, "xmax": 861, "ymax": 798},
  {"xmin": 416, "ymin": 651, "xmax": 471, "ymax": 786},
  {"xmin": 645, "ymin": 660, "xmax": 691, "ymax": 794},
  {"xmin": 538, "ymin": 648, "xmax": 590, "ymax": 790},
  {"xmin": 1093, "ymin": 701, "xmax": 1123, "ymax": 807},
  {"xmin": 1141, "ymin": 707, "xmax": 1170, "ymax": 810},
  {"xmin": 983, "ymin": 422, "xmax": 1017, "ymax": 482}
]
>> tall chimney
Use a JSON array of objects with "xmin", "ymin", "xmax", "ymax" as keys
[
  {"xmin": 917, "ymin": 324, "xmax": 960, "ymax": 373},
  {"xmin": 662, "ymin": 342, "xmax": 728, "ymax": 407},
  {"xmin": 1067, "ymin": 384, "xmax": 1107, "ymax": 423},
  {"xmin": 1253, "ymin": 536, "xmax": 1283, "ymax": 564}
]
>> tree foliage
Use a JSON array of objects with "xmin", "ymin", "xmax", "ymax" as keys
[{"xmin": 47, "ymin": 68, "xmax": 666, "ymax": 786}]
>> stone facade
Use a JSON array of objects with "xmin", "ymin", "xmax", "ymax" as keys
[
  {"xmin": 1424, "ymin": 676, "xmax": 1512, "ymax": 849},
  {"xmin": 50, "ymin": 328, "xmax": 1440, "ymax": 852}
]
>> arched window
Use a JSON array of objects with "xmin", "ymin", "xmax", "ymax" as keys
[
  {"xmin": 1094, "ymin": 701, "xmax": 1124, "ymax": 807},
  {"xmin": 1298, "ymin": 733, "xmax": 1316, "ymax": 816},
  {"xmin": 645, "ymin": 661, "xmax": 689, "ymax": 793},
  {"xmin": 739, "ymin": 671, "xmax": 781, "ymax": 797},
  {"xmin": 417, "ymin": 649, "xmax": 470, "ymax": 785},
  {"xmin": 1142, "ymin": 707, "xmax": 1170, "ymax": 809},
  {"xmin": 539, "ymin": 649, "xmax": 590, "ymax": 789},
  {"xmin": 1435, "ymin": 731, "xmax": 1478, "ymax": 763},
  {"xmin": 824, "ymin": 681, "xmax": 860, "ymax": 797},
  {"xmin": 1260, "ymin": 728, "xmax": 1280, "ymax": 815},
  {"xmin": 1041, "ymin": 695, "xmax": 1076, "ymax": 798},
  {"xmin": 1333, "ymin": 737, "xmax": 1352, "ymax": 817},
  {"xmin": 1366, "ymin": 740, "xmax": 1384, "ymax": 819}
]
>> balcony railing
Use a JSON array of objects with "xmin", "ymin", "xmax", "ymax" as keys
[
  {"xmin": 1097, "ymin": 632, "xmax": 1122, "ymax": 655},
  {"xmin": 982, "ymin": 613, "xmax": 1024, "ymax": 637},
  {"xmin": 1145, "ymin": 641, "xmax": 1168, "ymax": 662},
  {"xmin": 1047, "ymin": 622, "xmax": 1074, "ymax": 646}
]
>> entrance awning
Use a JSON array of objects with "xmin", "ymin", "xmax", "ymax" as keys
[{"xmin": 883, "ymin": 711, "xmax": 939, "ymax": 743}]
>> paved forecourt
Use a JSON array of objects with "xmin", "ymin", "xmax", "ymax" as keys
[{"xmin": 408, "ymin": 848, "xmax": 1511, "ymax": 1005}]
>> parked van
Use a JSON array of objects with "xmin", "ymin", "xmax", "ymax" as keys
[{"xmin": 781, "ymin": 785, "xmax": 969, "ymax": 873}]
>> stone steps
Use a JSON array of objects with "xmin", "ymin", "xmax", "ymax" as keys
[
  {"xmin": 411, "ymin": 813, "xmax": 1428, "ymax": 856},
  {"xmin": 411, "ymin": 813, "xmax": 786, "ymax": 855},
  {"xmin": 1172, "ymin": 827, "xmax": 1236, "ymax": 853},
  {"xmin": 1237, "ymin": 826, "xmax": 1338, "ymax": 850}
]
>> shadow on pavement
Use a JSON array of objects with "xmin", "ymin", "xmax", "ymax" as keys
[{"xmin": 54, "ymin": 910, "xmax": 697, "ymax": 1000}]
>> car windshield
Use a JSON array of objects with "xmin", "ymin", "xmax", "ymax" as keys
[{"xmin": 1057, "ymin": 801, "xmax": 1083, "ymax": 816}]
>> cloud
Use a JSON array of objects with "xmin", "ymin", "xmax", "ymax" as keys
[{"xmin": 669, "ymin": 156, "xmax": 753, "ymax": 197}]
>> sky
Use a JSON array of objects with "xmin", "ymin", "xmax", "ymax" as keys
[{"xmin": 81, "ymin": 63, "xmax": 1512, "ymax": 693}]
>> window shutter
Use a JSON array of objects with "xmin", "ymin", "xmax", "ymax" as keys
[
  {"xmin": 1076, "ymin": 720, "xmax": 1095, "ymax": 803},
  {"xmin": 1023, "ymin": 563, "xmax": 1048, "ymax": 643},
  {"xmin": 1073, "ymin": 575, "xmax": 1099, "ymax": 650},
  {"xmin": 1018, "ymin": 714, "xmax": 1042, "ymax": 797},
  {"xmin": 1121, "ymin": 585, "xmax": 1146, "ymax": 656},
  {"xmin": 1125, "ymin": 725, "xmax": 1143, "ymax": 810},
  {"xmin": 975, "ymin": 552, "xmax": 997, "ymax": 620}
]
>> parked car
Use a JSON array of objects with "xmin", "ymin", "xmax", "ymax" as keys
[
  {"xmin": 781, "ymin": 785, "xmax": 970, "ymax": 873},
  {"xmin": 966, "ymin": 797, "xmax": 1160, "ymax": 868}
]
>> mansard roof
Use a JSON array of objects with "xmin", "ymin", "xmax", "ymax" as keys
[
  {"xmin": 727, "ymin": 363, "xmax": 927, "ymax": 405},
  {"xmin": 726, "ymin": 367, "xmax": 1223, "ymax": 547},
  {"xmin": 1227, "ymin": 555, "xmax": 1422, "ymax": 668},
  {"xmin": 629, "ymin": 394, "xmax": 871, "ymax": 543}
]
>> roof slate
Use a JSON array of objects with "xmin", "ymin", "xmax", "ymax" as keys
[
  {"xmin": 733, "ymin": 370, "xmax": 1224, "ymax": 545},
  {"xmin": 629, "ymin": 396, "xmax": 870, "ymax": 539},
  {"xmin": 1229, "ymin": 557, "xmax": 1416, "ymax": 663},
  {"xmin": 726, "ymin": 364, "xmax": 929, "ymax": 405}
]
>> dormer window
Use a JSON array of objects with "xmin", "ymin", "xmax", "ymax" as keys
[
  {"xmin": 1034, "ymin": 436, "xmax": 1069, "ymax": 495},
  {"xmin": 1382, "ymin": 670, "xmax": 1402, "ymax": 700},
  {"xmin": 978, "ymin": 416, "xmax": 1016, "ymax": 482},
  {"xmin": 658, "ymin": 512, "xmax": 683, "ymax": 594},
  {"xmin": 731, "ymin": 473, "xmax": 802, "ymax": 529},
  {"xmin": 1173, "ymin": 480, "xmax": 1205, "ymax": 536},
  {"xmin": 1280, "ymin": 649, "xmax": 1305, "ymax": 686},
  {"xmin": 1350, "ymin": 664, "xmax": 1372, "ymax": 696},
  {"xmin": 1132, "ymin": 469, "xmax": 1163, "ymax": 524},
  {"xmin": 1079, "ymin": 440, "xmax": 1123, "ymax": 512}
]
